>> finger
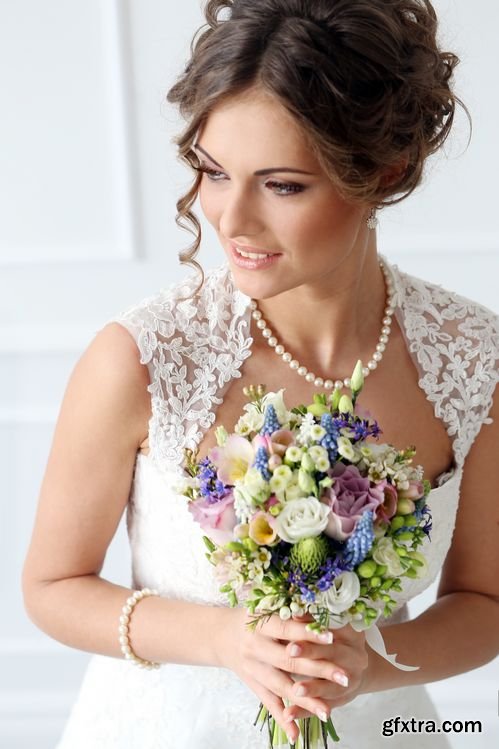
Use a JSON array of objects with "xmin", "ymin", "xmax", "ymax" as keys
[
  {"xmin": 244, "ymin": 674, "xmax": 299, "ymax": 744},
  {"xmin": 249, "ymin": 656, "xmax": 331, "ymax": 721},
  {"xmin": 253, "ymin": 612, "xmax": 334, "ymax": 646},
  {"xmin": 284, "ymin": 640, "xmax": 350, "ymax": 685}
]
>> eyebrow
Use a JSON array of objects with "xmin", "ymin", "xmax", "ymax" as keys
[{"xmin": 193, "ymin": 143, "xmax": 316, "ymax": 176}]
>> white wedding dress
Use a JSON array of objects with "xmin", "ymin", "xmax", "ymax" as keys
[{"xmin": 55, "ymin": 254, "xmax": 498, "ymax": 748}]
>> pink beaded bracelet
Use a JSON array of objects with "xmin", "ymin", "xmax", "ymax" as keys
[{"xmin": 118, "ymin": 588, "xmax": 162, "ymax": 670}]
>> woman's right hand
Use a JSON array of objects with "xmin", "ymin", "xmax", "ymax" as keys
[{"xmin": 218, "ymin": 606, "xmax": 337, "ymax": 743}]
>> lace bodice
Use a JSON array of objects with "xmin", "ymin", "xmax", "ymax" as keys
[
  {"xmin": 109, "ymin": 254, "xmax": 498, "ymax": 617},
  {"xmin": 54, "ymin": 256, "xmax": 499, "ymax": 749}
]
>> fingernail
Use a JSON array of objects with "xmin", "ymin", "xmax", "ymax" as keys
[
  {"xmin": 333, "ymin": 671, "xmax": 349, "ymax": 687},
  {"xmin": 294, "ymin": 684, "xmax": 306, "ymax": 697},
  {"xmin": 317, "ymin": 709, "xmax": 328, "ymax": 722},
  {"xmin": 289, "ymin": 643, "xmax": 301, "ymax": 657},
  {"xmin": 317, "ymin": 631, "xmax": 333, "ymax": 644}
]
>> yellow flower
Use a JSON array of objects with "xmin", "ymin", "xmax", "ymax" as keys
[{"xmin": 249, "ymin": 512, "xmax": 277, "ymax": 545}]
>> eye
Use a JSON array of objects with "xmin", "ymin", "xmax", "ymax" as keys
[
  {"xmin": 265, "ymin": 180, "xmax": 305, "ymax": 196},
  {"xmin": 194, "ymin": 165, "xmax": 227, "ymax": 181}
]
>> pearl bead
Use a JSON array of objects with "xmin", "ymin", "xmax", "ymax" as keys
[
  {"xmin": 249, "ymin": 258, "xmax": 395, "ymax": 388},
  {"xmin": 119, "ymin": 588, "xmax": 161, "ymax": 670}
]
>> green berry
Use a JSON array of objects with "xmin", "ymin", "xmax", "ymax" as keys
[{"xmin": 357, "ymin": 559, "xmax": 377, "ymax": 578}]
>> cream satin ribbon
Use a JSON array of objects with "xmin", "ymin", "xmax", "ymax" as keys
[{"xmin": 362, "ymin": 623, "xmax": 419, "ymax": 671}]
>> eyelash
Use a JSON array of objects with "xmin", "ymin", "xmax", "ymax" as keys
[{"xmin": 194, "ymin": 165, "xmax": 305, "ymax": 196}]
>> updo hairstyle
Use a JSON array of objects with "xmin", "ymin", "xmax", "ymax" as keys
[{"xmin": 166, "ymin": 0, "xmax": 470, "ymax": 295}]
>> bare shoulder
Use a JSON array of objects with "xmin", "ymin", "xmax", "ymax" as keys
[
  {"xmin": 63, "ymin": 321, "xmax": 152, "ymax": 449},
  {"xmin": 22, "ymin": 322, "xmax": 152, "ymax": 595}
]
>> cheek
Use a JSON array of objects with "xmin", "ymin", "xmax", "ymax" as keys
[{"xmin": 198, "ymin": 183, "xmax": 219, "ymax": 226}]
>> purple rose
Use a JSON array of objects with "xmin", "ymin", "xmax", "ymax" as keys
[
  {"xmin": 322, "ymin": 463, "xmax": 384, "ymax": 540},
  {"xmin": 188, "ymin": 492, "xmax": 237, "ymax": 545}
]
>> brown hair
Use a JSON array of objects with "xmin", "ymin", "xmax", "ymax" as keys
[{"xmin": 166, "ymin": 0, "xmax": 470, "ymax": 297}]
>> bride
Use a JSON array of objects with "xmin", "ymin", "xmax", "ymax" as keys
[{"xmin": 22, "ymin": 1, "xmax": 499, "ymax": 747}]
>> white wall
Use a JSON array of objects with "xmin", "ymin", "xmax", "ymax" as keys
[{"xmin": 0, "ymin": 1, "xmax": 497, "ymax": 747}]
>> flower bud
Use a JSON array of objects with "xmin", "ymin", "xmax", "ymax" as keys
[
  {"xmin": 215, "ymin": 426, "xmax": 228, "ymax": 446},
  {"xmin": 279, "ymin": 606, "xmax": 292, "ymax": 620},
  {"xmin": 350, "ymin": 359, "xmax": 364, "ymax": 394},
  {"xmin": 301, "ymin": 452, "xmax": 316, "ymax": 472},
  {"xmin": 338, "ymin": 395, "xmax": 354, "ymax": 415},
  {"xmin": 298, "ymin": 468, "xmax": 315, "ymax": 493},
  {"xmin": 330, "ymin": 387, "xmax": 342, "ymax": 411},
  {"xmin": 390, "ymin": 515, "xmax": 405, "ymax": 531},
  {"xmin": 268, "ymin": 454, "xmax": 282, "ymax": 471},
  {"xmin": 234, "ymin": 523, "xmax": 249, "ymax": 539},
  {"xmin": 396, "ymin": 498, "xmax": 415, "ymax": 515}
]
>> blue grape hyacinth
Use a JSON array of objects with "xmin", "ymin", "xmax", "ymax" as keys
[
  {"xmin": 260, "ymin": 403, "xmax": 280, "ymax": 436},
  {"xmin": 343, "ymin": 511, "xmax": 375, "ymax": 568}
]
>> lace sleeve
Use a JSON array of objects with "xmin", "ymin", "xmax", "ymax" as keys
[{"xmin": 395, "ymin": 267, "xmax": 499, "ymax": 466}]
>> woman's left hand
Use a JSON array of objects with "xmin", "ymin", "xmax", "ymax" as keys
[{"xmin": 281, "ymin": 613, "xmax": 369, "ymax": 723}]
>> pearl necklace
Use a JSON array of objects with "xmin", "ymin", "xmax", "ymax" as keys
[{"xmin": 249, "ymin": 259, "xmax": 396, "ymax": 390}]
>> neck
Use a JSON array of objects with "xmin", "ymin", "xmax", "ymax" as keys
[{"xmin": 251, "ymin": 247, "xmax": 390, "ymax": 381}]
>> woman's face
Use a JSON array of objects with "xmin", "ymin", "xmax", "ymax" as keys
[{"xmin": 196, "ymin": 88, "xmax": 370, "ymax": 302}]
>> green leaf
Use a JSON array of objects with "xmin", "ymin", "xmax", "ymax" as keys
[{"xmin": 202, "ymin": 536, "xmax": 217, "ymax": 553}]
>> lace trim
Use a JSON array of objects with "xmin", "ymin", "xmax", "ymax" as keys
[
  {"xmin": 391, "ymin": 265, "xmax": 499, "ymax": 466},
  {"xmin": 110, "ymin": 256, "xmax": 499, "ymax": 475}
]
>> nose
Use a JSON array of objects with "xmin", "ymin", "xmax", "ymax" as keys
[{"xmin": 218, "ymin": 185, "xmax": 263, "ymax": 240}]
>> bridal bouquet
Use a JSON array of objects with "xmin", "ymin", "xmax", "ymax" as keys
[{"xmin": 179, "ymin": 361, "xmax": 432, "ymax": 748}]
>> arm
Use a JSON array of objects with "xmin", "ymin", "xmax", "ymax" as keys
[
  {"xmin": 361, "ymin": 383, "xmax": 499, "ymax": 694},
  {"xmin": 21, "ymin": 323, "xmax": 229, "ymax": 669},
  {"xmin": 22, "ymin": 323, "xmax": 354, "ymax": 744}
]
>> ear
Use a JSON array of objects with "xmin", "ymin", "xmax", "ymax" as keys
[{"xmin": 380, "ymin": 155, "xmax": 409, "ymax": 188}]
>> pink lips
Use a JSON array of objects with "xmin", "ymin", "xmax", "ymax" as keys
[
  {"xmin": 229, "ymin": 241, "xmax": 280, "ymax": 255},
  {"xmin": 229, "ymin": 243, "xmax": 282, "ymax": 270}
]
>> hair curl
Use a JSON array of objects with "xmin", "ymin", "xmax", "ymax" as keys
[{"xmin": 166, "ymin": 0, "xmax": 470, "ymax": 298}]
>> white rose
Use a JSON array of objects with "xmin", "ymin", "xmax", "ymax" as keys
[
  {"xmin": 274, "ymin": 497, "xmax": 330, "ymax": 543},
  {"xmin": 316, "ymin": 571, "xmax": 360, "ymax": 615},
  {"xmin": 372, "ymin": 537, "xmax": 405, "ymax": 577},
  {"xmin": 261, "ymin": 389, "xmax": 291, "ymax": 426}
]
